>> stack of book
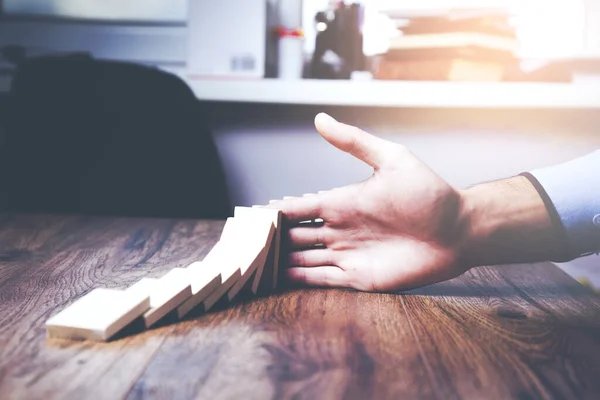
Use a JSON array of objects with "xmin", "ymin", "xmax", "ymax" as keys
[{"xmin": 374, "ymin": 11, "xmax": 519, "ymax": 82}]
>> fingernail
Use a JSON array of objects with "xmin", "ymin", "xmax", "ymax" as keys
[{"xmin": 315, "ymin": 113, "xmax": 337, "ymax": 128}]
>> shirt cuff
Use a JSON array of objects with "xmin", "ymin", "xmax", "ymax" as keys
[{"xmin": 527, "ymin": 150, "xmax": 600, "ymax": 259}]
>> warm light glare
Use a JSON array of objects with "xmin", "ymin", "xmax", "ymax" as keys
[
  {"xmin": 513, "ymin": 0, "xmax": 585, "ymax": 58},
  {"xmin": 369, "ymin": 0, "xmax": 586, "ymax": 58}
]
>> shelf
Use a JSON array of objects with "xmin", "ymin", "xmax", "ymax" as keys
[
  {"xmin": 3, "ymin": 67, "xmax": 600, "ymax": 109},
  {"xmin": 186, "ymin": 78, "xmax": 600, "ymax": 109}
]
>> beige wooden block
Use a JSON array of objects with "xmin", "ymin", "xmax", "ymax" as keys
[
  {"xmin": 46, "ymin": 288, "xmax": 150, "ymax": 342},
  {"xmin": 202, "ymin": 259, "xmax": 243, "ymax": 311},
  {"xmin": 234, "ymin": 206, "xmax": 282, "ymax": 289},
  {"xmin": 127, "ymin": 269, "xmax": 192, "ymax": 328},
  {"xmin": 226, "ymin": 216, "xmax": 275, "ymax": 300},
  {"xmin": 219, "ymin": 217, "xmax": 237, "ymax": 240},
  {"xmin": 251, "ymin": 225, "xmax": 275, "ymax": 294},
  {"xmin": 180, "ymin": 239, "xmax": 243, "ymax": 315},
  {"xmin": 202, "ymin": 222, "xmax": 261, "ymax": 310},
  {"xmin": 187, "ymin": 261, "xmax": 203, "ymax": 270},
  {"xmin": 177, "ymin": 261, "xmax": 222, "ymax": 318}
]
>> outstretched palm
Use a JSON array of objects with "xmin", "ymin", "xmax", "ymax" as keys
[{"xmin": 270, "ymin": 113, "xmax": 469, "ymax": 292}]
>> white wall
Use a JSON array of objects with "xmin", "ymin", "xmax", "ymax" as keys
[{"xmin": 211, "ymin": 107, "xmax": 600, "ymax": 205}]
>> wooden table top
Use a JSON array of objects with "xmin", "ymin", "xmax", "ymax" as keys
[{"xmin": 1, "ymin": 214, "xmax": 600, "ymax": 399}]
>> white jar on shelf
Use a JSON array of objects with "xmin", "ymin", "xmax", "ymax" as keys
[{"xmin": 276, "ymin": 27, "xmax": 305, "ymax": 79}]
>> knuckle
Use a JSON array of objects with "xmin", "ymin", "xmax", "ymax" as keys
[
  {"xmin": 289, "ymin": 251, "xmax": 304, "ymax": 266},
  {"xmin": 319, "ymin": 269, "xmax": 330, "ymax": 286},
  {"xmin": 327, "ymin": 249, "xmax": 339, "ymax": 265},
  {"xmin": 316, "ymin": 228, "xmax": 332, "ymax": 245}
]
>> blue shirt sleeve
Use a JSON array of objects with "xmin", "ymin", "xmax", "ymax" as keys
[{"xmin": 527, "ymin": 150, "xmax": 600, "ymax": 259}]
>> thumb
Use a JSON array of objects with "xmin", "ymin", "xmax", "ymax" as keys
[{"xmin": 314, "ymin": 113, "xmax": 389, "ymax": 169}]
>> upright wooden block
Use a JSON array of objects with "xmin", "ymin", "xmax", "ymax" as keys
[
  {"xmin": 46, "ymin": 288, "xmax": 150, "ymax": 342},
  {"xmin": 239, "ymin": 209, "xmax": 277, "ymax": 294},
  {"xmin": 234, "ymin": 206, "xmax": 282, "ymax": 289},
  {"xmin": 127, "ymin": 269, "xmax": 192, "ymax": 328},
  {"xmin": 226, "ymin": 215, "xmax": 275, "ymax": 300}
]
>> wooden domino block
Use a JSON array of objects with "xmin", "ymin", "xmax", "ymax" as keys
[
  {"xmin": 46, "ymin": 288, "xmax": 150, "ymax": 341},
  {"xmin": 227, "ymin": 211, "xmax": 276, "ymax": 294},
  {"xmin": 250, "ymin": 223, "xmax": 275, "ymax": 294},
  {"xmin": 226, "ymin": 216, "xmax": 275, "ymax": 300},
  {"xmin": 234, "ymin": 206, "xmax": 282, "ymax": 289},
  {"xmin": 177, "ymin": 261, "xmax": 222, "ymax": 318},
  {"xmin": 202, "ymin": 218, "xmax": 267, "ymax": 311},
  {"xmin": 127, "ymin": 268, "xmax": 192, "ymax": 328},
  {"xmin": 219, "ymin": 217, "xmax": 237, "ymax": 240},
  {"xmin": 179, "ymin": 239, "xmax": 243, "ymax": 314},
  {"xmin": 202, "ymin": 252, "xmax": 243, "ymax": 311}
]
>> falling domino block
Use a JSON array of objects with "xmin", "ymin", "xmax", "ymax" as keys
[
  {"xmin": 244, "ymin": 209, "xmax": 278, "ymax": 294},
  {"xmin": 234, "ymin": 206, "xmax": 282, "ymax": 289},
  {"xmin": 177, "ymin": 261, "xmax": 222, "ymax": 318},
  {"xmin": 220, "ymin": 217, "xmax": 237, "ymax": 240},
  {"xmin": 186, "ymin": 237, "xmax": 245, "ymax": 312},
  {"xmin": 127, "ymin": 269, "xmax": 192, "ymax": 328},
  {"xmin": 226, "ymin": 216, "xmax": 275, "ymax": 300},
  {"xmin": 45, "ymin": 288, "xmax": 150, "ymax": 341}
]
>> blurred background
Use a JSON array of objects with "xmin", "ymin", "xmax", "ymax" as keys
[{"xmin": 0, "ymin": 0, "xmax": 599, "ymax": 289}]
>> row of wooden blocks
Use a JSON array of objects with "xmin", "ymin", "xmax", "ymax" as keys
[{"xmin": 45, "ymin": 205, "xmax": 284, "ymax": 341}]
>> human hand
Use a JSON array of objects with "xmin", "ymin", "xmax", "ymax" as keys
[{"xmin": 269, "ymin": 113, "xmax": 471, "ymax": 292}]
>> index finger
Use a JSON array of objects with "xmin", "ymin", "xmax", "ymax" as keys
[{"xmin": 266, "ymin": 195, "xmax": 324, "ymax": 224}]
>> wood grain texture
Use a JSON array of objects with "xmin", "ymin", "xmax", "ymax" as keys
[{"xmin": 1, "ymin": 214, "xmax": 600, "ymax": 399}]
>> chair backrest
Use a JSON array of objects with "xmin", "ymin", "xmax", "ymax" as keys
[{"xmin": 1, "ymin": 54, "xmax": 231, "ymax": 219}]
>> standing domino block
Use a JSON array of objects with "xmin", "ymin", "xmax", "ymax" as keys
[
  {"xmin": 240, "ymin": 210, "xmax": 277, "ymax": 294},
  {"xmin": 127, "ymin": 268, "xmax": 192, "ymax": 328},
  {"xmin": 225, "ymin": 216, "xmax": 275, "ymax": 300},
  {"xmin": 46, "ymin": 288, "xmax": 150, "ymax": 341},
  {"xmin": 234, "ymin": 206, "xmax": 282, "ymax": 289}
]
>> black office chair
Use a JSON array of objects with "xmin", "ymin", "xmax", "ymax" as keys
[{"xmin": 1, "ymin": 54, "xmax": 231, "ymax": 219}]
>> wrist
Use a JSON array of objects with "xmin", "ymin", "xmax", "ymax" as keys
[{"xmin": 455, "ymin": 176, "xmax": 569, "ymax": 268}]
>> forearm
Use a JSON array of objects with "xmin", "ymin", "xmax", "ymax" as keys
[{"xmin": 457, "ymin": 176, "xmax": 571, "ymax": 268}]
